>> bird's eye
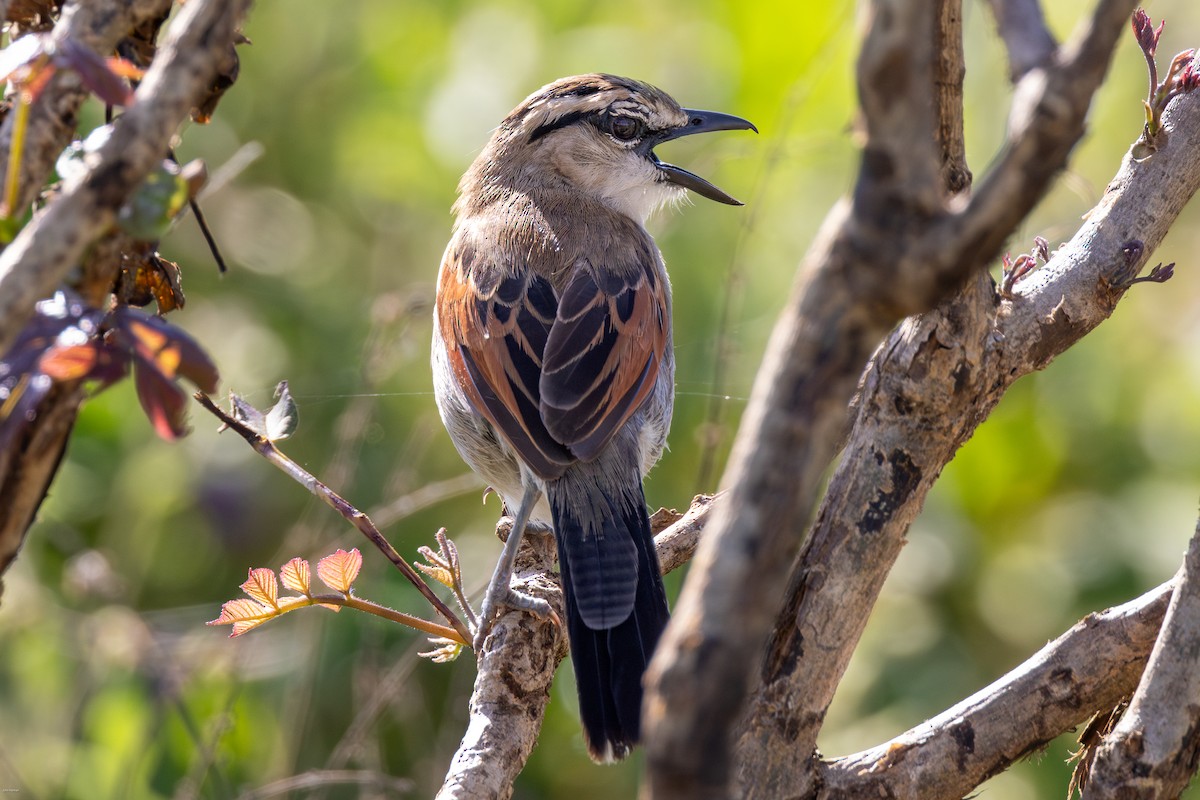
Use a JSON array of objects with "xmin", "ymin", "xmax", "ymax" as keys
[{"xmin": 608, "ymin": 115, "xmax": 643, "ymax": 142}]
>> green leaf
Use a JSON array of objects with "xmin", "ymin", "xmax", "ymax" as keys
[{"xmin": 117, "ymin": 160, "xmax": 191, "ymax": 240}]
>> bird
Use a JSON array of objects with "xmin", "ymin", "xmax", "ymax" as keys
[{"xmin": 432, "ymin": 73, "xmax": 754, "ymax": 762}]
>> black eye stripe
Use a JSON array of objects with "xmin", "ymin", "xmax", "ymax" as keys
[
  {"xmin": 528, "ymin": 110, "xmax": 589, "ymax": 142},
  {"xmin": 527, "ymin": 107, "xmax": 652, "ymax": 144}
]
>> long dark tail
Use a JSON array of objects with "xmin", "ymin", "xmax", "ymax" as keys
[{"xmin": 548, "ymin": 481, "xmax": 670, "ymax": 762}]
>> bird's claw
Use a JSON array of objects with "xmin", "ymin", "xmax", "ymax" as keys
[{"xmin": 473, "ymin": 586, "xmax": 557, "ymax": 651}]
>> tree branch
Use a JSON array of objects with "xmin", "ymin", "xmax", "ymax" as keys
[
  {"xmin": 194, "ymin": 391, "xmax": 473, "ymax": 645},
  {"xmin": 0, "ymin": 0, "xmax": 249, "ymax": 357},
  {"xmin": 822, "ymin": 582, "xmax": 1172, "ymax": 799},
  {"xmin": 0, "ymin": 0, "xmax": 175, "ymax": 217},
  {"xmin": 985, "ymin": 0, "xmax": 1058, "ymax": 80},
  {"xmin": 1083, "ymin": 513, "xmax": 1200, "ymax": 798},
  {"xmin": 642, "ymin": 3, "xmax": 1132, "ymax": 796},
  {"xmin": 737, "ymin": 46, "xmax": 1200, "ymax": 798},
  {"xmin": 934, "ymin": 0, "xmax": 971, "ymax": 195}
]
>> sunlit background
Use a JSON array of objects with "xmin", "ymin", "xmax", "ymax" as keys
[{"xmin": 3, "ymin": 1, "xmax": 1200, "ymax": 797}]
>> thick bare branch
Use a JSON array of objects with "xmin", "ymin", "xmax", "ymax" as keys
[
  {"xmin": 642, "ymin": 3, "xmax": 1132, "ymax": 796},
  {"xmin": 822, "ymin": 582, "xmax": 1171, "ymax": 799},
  {"xmin": 1083, "ymin": 515, "xmax": 1200, "ymax": 798},
  {"xmin": 985, "ymin": 0, "xmax": 1059, "ymax": 80},
  {"xmin": 737, "ymin": 62, "xmax": 1200, "ymax": 798}
]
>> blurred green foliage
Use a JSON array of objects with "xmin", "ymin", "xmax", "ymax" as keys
[{"xmin": 4, "ymin": 1, "xmax": 1200, "ymax": 797}]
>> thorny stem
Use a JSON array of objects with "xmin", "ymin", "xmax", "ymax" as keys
[{"xmin": 193, "ymin": 391, "xmax": 473, "ymax": 645}]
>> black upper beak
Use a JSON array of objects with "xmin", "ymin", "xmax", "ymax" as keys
[{"xmin": 647, "ymin": 109, "xmax": 757, "ymax": 206}]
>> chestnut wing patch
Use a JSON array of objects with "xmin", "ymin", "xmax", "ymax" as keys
[
  {"xmin": 439, "ymin": 262, "xmax": 574, "ymax": 480},
  {"xmin": 540, "ymin": 260, "xmax": 668, "ymax": 461}
]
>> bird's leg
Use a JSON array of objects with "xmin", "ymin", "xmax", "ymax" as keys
[{"xmin": 473, "ymin": 481, "xmax": 555, "ymax": 651}]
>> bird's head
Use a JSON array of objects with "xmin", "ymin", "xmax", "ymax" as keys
[{"xmin": 462, "ymin": 74, "xmax": 756, "ymax": 222}]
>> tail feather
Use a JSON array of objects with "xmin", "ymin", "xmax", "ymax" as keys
[{"xmin": 550, "ymin": 483, "xmax": 670, "ymax": 762}]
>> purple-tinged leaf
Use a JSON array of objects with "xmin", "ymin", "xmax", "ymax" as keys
[
  {"xmin": 55, "ymin": 38, "xmax": 136, "ymax": 106},
  {"xmin": 133, "ymin": 357, "xmax": 190, "ymax": 441}
]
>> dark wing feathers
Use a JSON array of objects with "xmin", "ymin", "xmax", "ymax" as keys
[
  {"xmin": 439, "ymin": 254, "xmax": 574, "ymax": 479},
  {"xmin": 438, "ymin": 240, "xmax": 667, "ymax": 478},
  {"xmin": 541, "ymin": 265, "xmax": 666, "ymax": 461}
]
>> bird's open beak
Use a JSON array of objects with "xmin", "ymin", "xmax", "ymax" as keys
[{"xmin": 648, "ymin": 109, "xmax": 757, "ymax": 206}]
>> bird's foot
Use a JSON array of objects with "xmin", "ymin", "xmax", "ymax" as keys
[{"xmin": 473, "ymin": 584, "xmax": 557, "ymax": 651}]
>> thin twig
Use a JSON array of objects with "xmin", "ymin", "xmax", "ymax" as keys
[
  {"xmin": 368, "ymin": 472, "xmax": 482, "ymax": 530},
  {"xmin": 193, "ymin": 391, "xmax": 472, "ymax": 645}
]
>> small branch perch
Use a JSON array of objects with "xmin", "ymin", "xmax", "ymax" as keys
[{"xmin": 438, "ymin": 494, "xmax": 716, "ymax": 799}]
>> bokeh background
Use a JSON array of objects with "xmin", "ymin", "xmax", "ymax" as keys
[{"xmin": 4, "ymin": 1, "xmax": 1200, "ymax": 797}]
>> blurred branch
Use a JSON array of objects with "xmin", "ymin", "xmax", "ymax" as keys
[
  {"xmin": 934, "ymin": 0, "xmax": 970, "ymax": 194},
  {"xmin": 642, "ymin": 2, "xmax": 1132, "ymax": 796},
  {"xmin": 0, "ymin": 0, "xmax": 248, "ymax": 356},
  {"xmin": 985, "ymin": 0, "xmax": 1058, "ymax": 79},
  {"xmin": 194, "ymin": 391, "xmax": 473, "ymax": 646},
  {"xmin": 437, "ymin": 495, "xmax": 714, "ymax": 800},
  {"xmin": 369, "ymin": 472, "xmax": 483, "ymax": 530},
  {"xmin": 0, "ymin": 0, "xmax": 174, "ymax": 220},
  {"xmin": 1082, "ymin": 513, "xmax": 1200, "ymax": 798},
  {"xmin": 823, "ymin": 582, "xmax": 1172, "ymax": 798},
  {"xmin": 236, "ymin": 769, "xmax": 414, "ymax": 800},
  {"xmin": 0, "ymin": 0, "xmax": 252, "ymax": 586}
]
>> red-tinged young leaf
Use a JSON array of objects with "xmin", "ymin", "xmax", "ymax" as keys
[
  {"xmin": 280, "ymin": 558, "xmax": 311, "ymax": 594},
  {"xmin": 37, "ymin": 342, "xmax": 101, "ymax": 381},
  {"xmin": 117, "ymin": 308, "xmax": 219, "ymax": 393},
  {"xmin": 207, "ymin": 597, "xmax": 275, "ymax": 636},
  {"xmin": 240, "ymin": 567, "xmax": 279, "ymax": 609},
  {"xmin": 105, "ymin": 56, "xmax": 146, "ymax": 82},
  {"xmin": 56, "ymin": 38, "xmax": 135, "ymax": 106},
  {"xmin": 39, "ymin": 341, "xmax": 129, "ymax": 384},
  {"xmin": 317, "ymin": 548, "xmax": 362, "ymax": 594},
  {"xmin": 19, "ymin": 60, "xmax": 55, "ymax": 102},
  {"xmin": 133, "ymin": 357, "xmax": 189, "ymax": 440}
]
